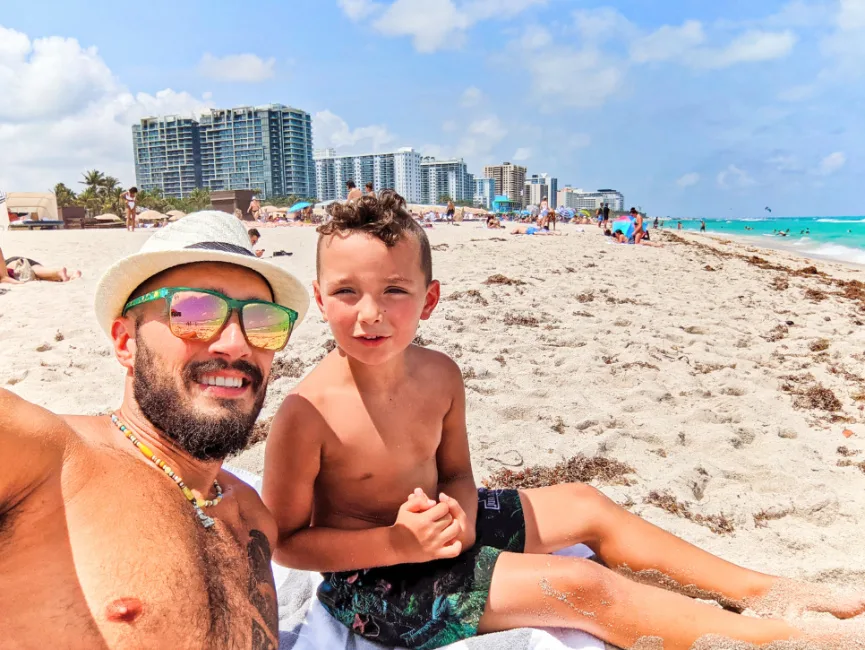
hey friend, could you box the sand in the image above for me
[2,222,864,645]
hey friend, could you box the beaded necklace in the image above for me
[111,414,223,529]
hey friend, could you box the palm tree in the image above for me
[80,170,105,194]
[187,187,211,212]
[100,175,121,196]
[53,183,77,208]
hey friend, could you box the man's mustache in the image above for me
[184,359,265,391]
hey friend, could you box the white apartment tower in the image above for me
[314,148,422,203]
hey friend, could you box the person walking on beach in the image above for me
[596,207,603,228]
[446,200,456,224]
[0,211,310,648]
[249,195,262,221]
[700,219,706,232]
[365,182,376,197]
[122,187,138,232]
[602,202,610,227]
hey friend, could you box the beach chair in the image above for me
[60,207,86,230]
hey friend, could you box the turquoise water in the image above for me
[660,216,865,265]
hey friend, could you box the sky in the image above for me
[1,0,863,218]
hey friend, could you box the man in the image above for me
[602,202,610,227]
[248,227,265,257]
[346,180,363,203]
[365,182,376,197]
[0,211,309,648]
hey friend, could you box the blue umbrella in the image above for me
[556,207,575,219]
[612,218,635,238]
[288,202,312,212]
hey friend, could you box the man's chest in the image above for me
[1,475,278,649]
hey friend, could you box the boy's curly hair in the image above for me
[316,189,433,284]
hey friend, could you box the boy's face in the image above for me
[314,232,439,365]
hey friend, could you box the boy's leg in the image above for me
[477,553,800,650]
[518,484,774,606]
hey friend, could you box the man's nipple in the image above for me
[105,597,144,623]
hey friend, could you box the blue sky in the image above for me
[1,0,863,217]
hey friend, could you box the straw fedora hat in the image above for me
[94,210,309,336]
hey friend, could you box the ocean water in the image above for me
[659,216,865,265]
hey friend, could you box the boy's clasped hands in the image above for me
[391,488,475,564]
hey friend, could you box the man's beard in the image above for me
[132,337,267,461]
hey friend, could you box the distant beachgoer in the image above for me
[1,243,19,284]
[603,203,610,226]
[249,196,262,221]
[596,207,604,228]
[677,221,683,230]
[632,209,645,245]
[365,182,375,197]
[539,196,549,218]
[5,255,82,282]
[700,220,706,232]
[122,187,138,232]
[511,224,561,236]
[346,181,363,203]
[248,228,264,258]
[654,217,659,229]
[446,201,456,224]
[486,216,503,229]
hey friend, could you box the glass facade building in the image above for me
[132,116,202,199]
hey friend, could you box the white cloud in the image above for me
[457,114,508,158]
[573,7,637,42]
[521,25,552,50]
[697,30,797,69]
[768,153,802,172]
[525,46,624,108]
[676,172,701,188]
[821,0,865,75]
[460,86,483,107]
[630,21,706,63]
[198,53,275,83]
[442,120,457,132]
[371,0,545,53]
[338,0,382,21]
[818,151,846,175]
[0,26,211,191]
[717,165,756,189]
[512,147,531,161]
[313,110,396,153]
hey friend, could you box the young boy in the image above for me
[263,190,863,650]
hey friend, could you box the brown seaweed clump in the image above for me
[484,455,636,489]
[795,385,843,411]
[504,313,539,327]
[270,356,307,380]
[444,289,489,306]
[644,491,735,535]
[809,338,831,352]
[484,274,526,286]
[804,288,828,302]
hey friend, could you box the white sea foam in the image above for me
[801,242,865,265]
[816,218,865,223]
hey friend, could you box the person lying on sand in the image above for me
[511,224,562,236]
[0,211,310,648]
[1,243,20,284]
[5,255,82,282]
[262,191,863,650]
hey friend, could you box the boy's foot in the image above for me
[747,579,865,620]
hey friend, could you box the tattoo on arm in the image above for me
[247,529,278,648]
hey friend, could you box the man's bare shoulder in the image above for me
[0,388,76,452]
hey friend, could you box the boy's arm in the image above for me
[435,359,478,549]
[262,395,460,572]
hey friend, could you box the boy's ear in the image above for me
[420,280,440,321]
[312,280,328,321]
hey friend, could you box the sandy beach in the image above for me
[2,222,864,634]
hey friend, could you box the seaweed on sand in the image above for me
[503,313,539,327]
[484,274,525,286]
[484,455,636,489]
[644,491,735,535]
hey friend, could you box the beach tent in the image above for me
[4,192,58,222]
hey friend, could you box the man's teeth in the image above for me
[200,376,244,388]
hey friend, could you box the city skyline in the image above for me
[1,1,862,218]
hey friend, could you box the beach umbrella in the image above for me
[612,218,635,238]
[556,207,576,219]
[288,201,312,213]
[93,213,122,222]
[166,210,186,222]
[137,210,168,222]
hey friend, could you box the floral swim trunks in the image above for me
[317,488,525,650]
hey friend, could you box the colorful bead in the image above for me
[111,414,223,527]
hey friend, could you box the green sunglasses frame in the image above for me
[122,287,298,351]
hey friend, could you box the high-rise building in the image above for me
[524,173,558,209]
[198,104,315,199]
[314,148,422,203]
[132,104,315,200]
[483,162,527,208]
[473,177,496,210]
[420,157,474,204]
[132,116,202,199]
[557,187,625,211]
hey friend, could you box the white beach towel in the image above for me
[226,466,605,650]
